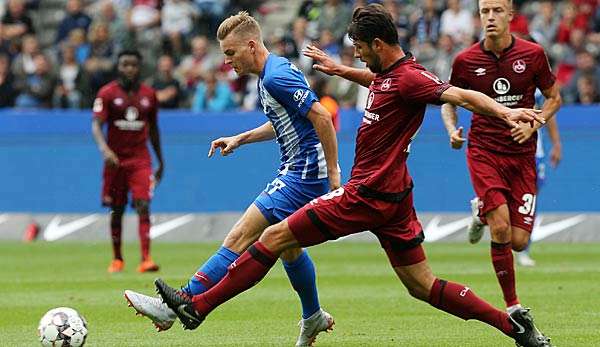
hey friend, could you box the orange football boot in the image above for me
[108,259,124,273]
[137,258,160,273]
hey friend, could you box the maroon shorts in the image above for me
[287,183,426,267]
[466,145,537,232]
[102,159,154,207]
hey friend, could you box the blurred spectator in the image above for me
[88,21,114,60]
[529,1,559,50]
[127,0,162,75]
[192,70,234,112]
[319,30,340,60]
[67,28,89,65]
[313,77,339,131]
[327,48,358,109]
[91,1,127,47]
[177,35,216,89]
[575,74,600,104]
[128,0,161,30]
[0,53,16,107]
[563,50,600,103]
[14,53,56,108]
[317,0,352,44]
[11,34,38,79]
[382,0,411,50]
[509,2,529,38]
[56,0,92,44]
[556,2,581,44]
[55,44,82,108]
[193,0,227,36]
[152,54,184,109]
[411,0,441,45]
[440,0,473,45]
[1,0,34,42]
[431,34,457,82]
[297,0,322,40]
[162,0,198,59]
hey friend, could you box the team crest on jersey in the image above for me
[493,78,510,95]
[512,59,526,74]
[114,98,124,106]
[140,97,150,108]
[366,91,375,109]
[381,78,391,91]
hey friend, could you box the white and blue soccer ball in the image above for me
[38,307,88,347]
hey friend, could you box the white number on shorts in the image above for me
[266,178,286,194]
[310,187,345,205]
[518,193,537,216]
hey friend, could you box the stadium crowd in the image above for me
[0,0,598,111]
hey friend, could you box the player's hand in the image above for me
[208,136,240,157]
[154,163,164,184]
[327,169,341,191]
[510,121,536,144]
[302,45,342,76]
[103,149,119,167]
[449,127,466,149]
[550,143,562,168]
[504,108,545,128]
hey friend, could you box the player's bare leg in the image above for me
[392,254,552,347]
[134,199,159,273]
[108,205,125,273]
[486,204,520,311]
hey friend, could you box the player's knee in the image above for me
[260,222,294,253]
[512,234,529,251]
[133,199,150,215]
[279,247,303,263]
[489,219,511,240]
[110,206,125,225]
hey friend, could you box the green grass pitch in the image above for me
[1,241,599,346]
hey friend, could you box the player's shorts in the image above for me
[287,182,426,267]
[467,145,537,232]
[253,174,329,224]
[102,159,154,208]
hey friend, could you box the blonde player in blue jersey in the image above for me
[125,12,339,346]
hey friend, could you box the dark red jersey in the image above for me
[350,54,451,195]
[450,36,556,155]
[93,81,158,161]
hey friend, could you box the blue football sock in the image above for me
[182,246,240,296]
[282,250,320,319]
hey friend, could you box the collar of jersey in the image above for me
[379,52,413,75]
[479,35,516,59]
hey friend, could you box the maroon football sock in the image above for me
[491,241,519,307]
[429,278,514,336]
[192,241,278,315]
[138,214,151,261]
[110,220,122,260]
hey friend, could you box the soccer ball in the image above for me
[38,307,88,347]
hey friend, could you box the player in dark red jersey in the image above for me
[92,50,164,273]
[154,5,551,346]
[440,0,562,316]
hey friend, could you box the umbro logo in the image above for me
[475,68,486,76]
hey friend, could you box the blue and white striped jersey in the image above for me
[258,54,327,179]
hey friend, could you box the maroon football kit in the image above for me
[288,54,451,266]
[450,36,556,232]
[93,81,158,207]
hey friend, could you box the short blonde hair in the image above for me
[217,11,262,41]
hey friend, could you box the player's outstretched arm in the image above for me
[307,102,341,190]
[440,103,466,150]
[302,45,375,88]
[510,83,562,144]
[91,117,119,167]
[440,86,545,128]
[207,121,275,157]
